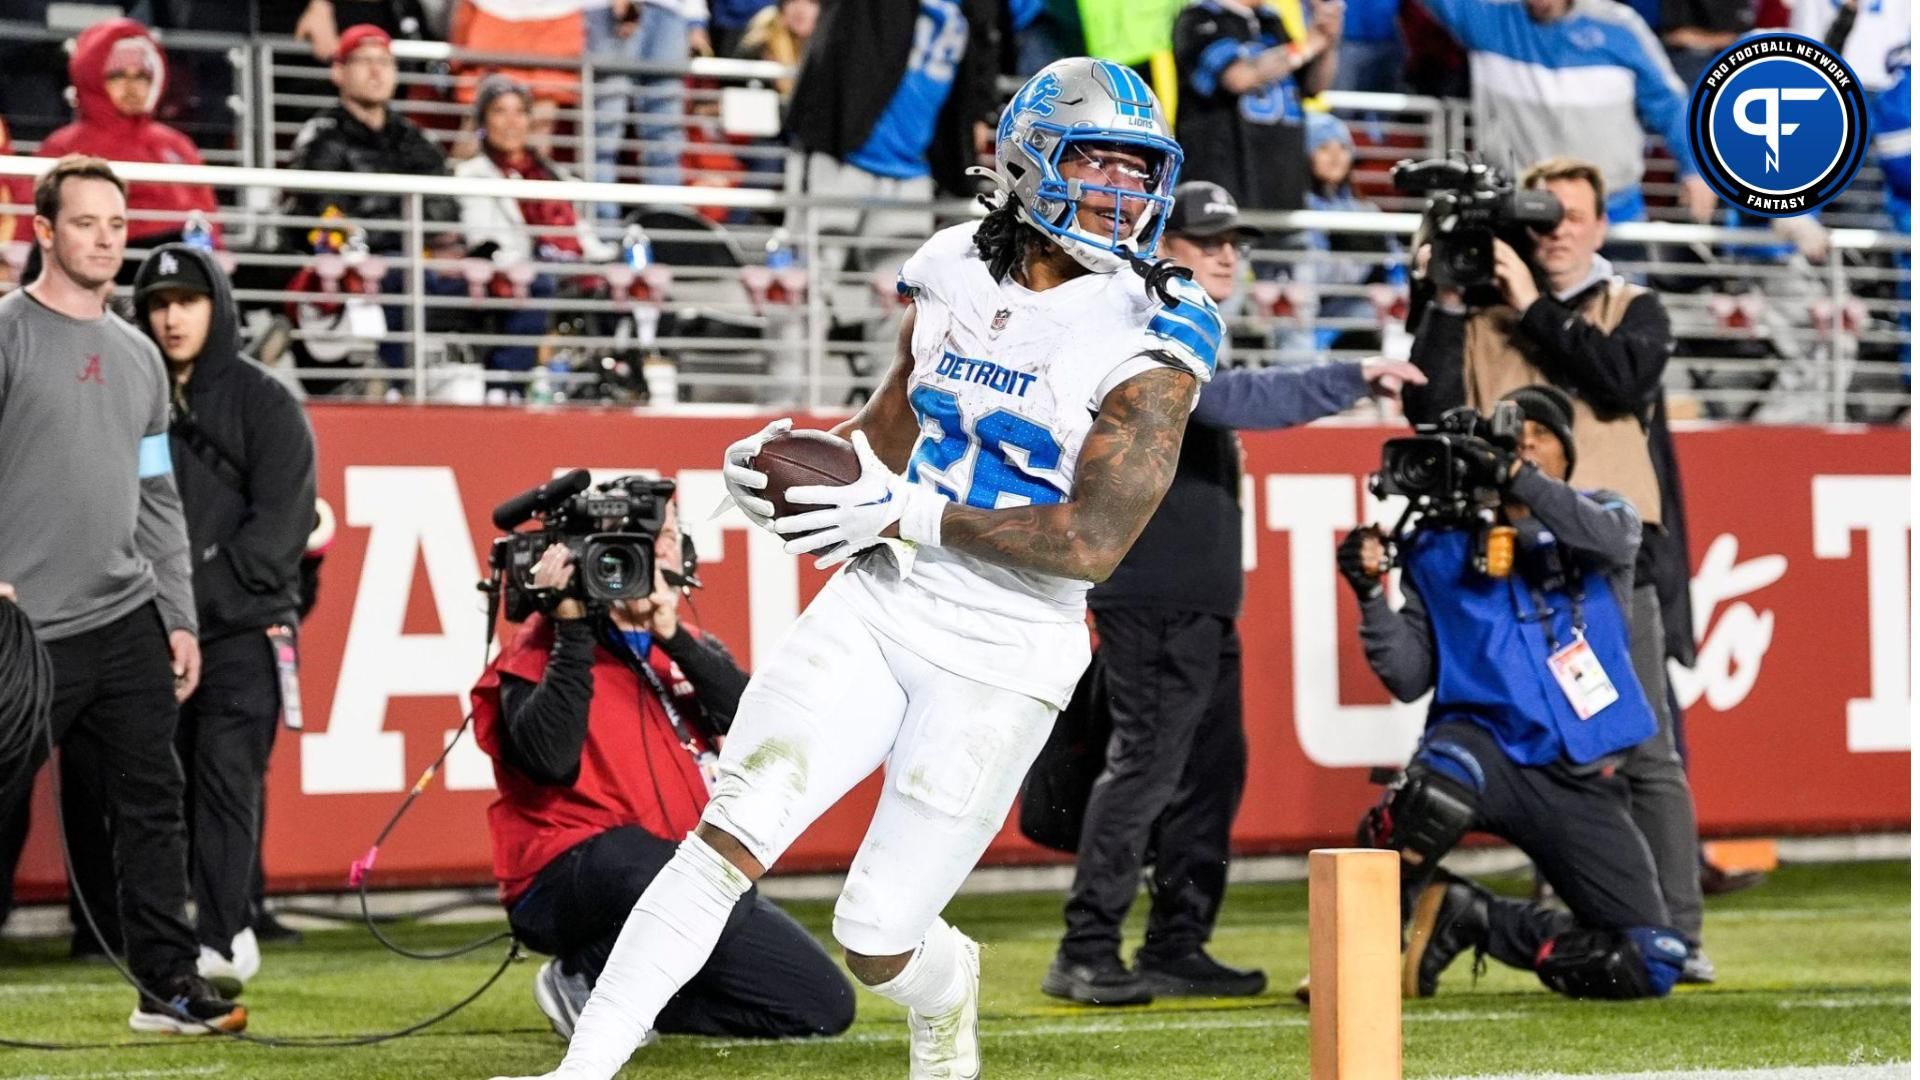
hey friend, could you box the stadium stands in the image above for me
[0,19,1904,420]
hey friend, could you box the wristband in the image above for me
[899,487,949,547]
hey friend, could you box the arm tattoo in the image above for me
[939,365,1196,582]
[832,307,921,471]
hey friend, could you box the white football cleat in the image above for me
[907,932,982,1080]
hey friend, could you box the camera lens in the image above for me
[1391,445,1448,494]
[594,547,636,591]
[579,537,652,600]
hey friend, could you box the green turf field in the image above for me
[0,860,1907,1079]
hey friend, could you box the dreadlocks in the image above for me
[970,196,1034,283]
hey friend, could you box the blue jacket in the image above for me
[1358,467,1656,765]
[1872,64,1911,232]
[1419,0,1697,216]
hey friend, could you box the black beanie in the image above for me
[1502,385,1577,475]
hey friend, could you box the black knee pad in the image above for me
[1357,740,1482,878]
[1536,926,1688,1000]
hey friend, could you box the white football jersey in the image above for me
[835,221,1219,706]
[1789,0,1909,90]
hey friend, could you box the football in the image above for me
[751,429,862,521]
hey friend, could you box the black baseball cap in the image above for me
[1165,181,1265,242]
[134,245,214,309]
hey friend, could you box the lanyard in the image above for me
[635,649,701,753]
[1514,577,1587,654]
[608,625,704,758]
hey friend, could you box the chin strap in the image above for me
[1120,244,1196,307]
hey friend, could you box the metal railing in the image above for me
[0,155,1902,421]
[0,17,1898,230]
[0,16,1904,420]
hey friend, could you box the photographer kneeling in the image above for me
[1340,388,1687,1001]
[471,502,854,1042]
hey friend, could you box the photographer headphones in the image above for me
[665,532,701,591]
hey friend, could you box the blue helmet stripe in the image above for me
[1095,59,1156,119]
[1123,65,1154,112]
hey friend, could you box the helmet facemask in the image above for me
[1021,138,1180,273]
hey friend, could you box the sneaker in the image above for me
[1040,950,1154,1006]
[1293,973,1312,1005]
[128,973,247,1035]
[1700,864,1768,896]
[252,909,305,946]
[1402,873,1490,999]
[1135,948,1267,997]
[531,958,590,1041]
[1680,947,1718,985]
[908,932,980,1080]
[196,945,245,999]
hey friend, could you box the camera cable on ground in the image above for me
[0,599,525,1051]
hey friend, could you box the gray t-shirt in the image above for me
[0,288,196,642]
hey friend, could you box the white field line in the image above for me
[0,1060,228,1068]
[1438,1066,1909,1080]
[0,984,124,996]
[682,989,1906,1052]
[691,1008,1522,1049]
[1776,993,1911,1008]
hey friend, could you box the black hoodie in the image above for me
[133,244,318,641]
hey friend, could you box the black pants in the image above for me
[177,630,282,953]
[47,631,282,955]
[0,604,197,984]
[1062,609,1245,963]
[509,826,855,1039]
[1422,721,1673,972]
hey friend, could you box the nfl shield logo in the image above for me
[990,308,1011,333]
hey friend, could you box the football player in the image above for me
[491,56,1221,1080]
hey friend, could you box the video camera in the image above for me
[487,469,678,622]
[1391,158,1563,305]
[1373,402,1522,518]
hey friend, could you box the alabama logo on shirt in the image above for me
[1687,32,1869,217]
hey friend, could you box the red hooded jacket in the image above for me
[0,118,28,248]
[39,19,220,244]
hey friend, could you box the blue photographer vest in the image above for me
[1405,527,1655,766]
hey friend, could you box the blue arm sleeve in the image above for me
[137,432,173,478]
[1625,22,1700,177]
[1416,0,1477,46]
[1191,361,1369,430]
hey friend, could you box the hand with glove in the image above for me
[1337,525,1390,601]
[772,430,950,569]
[721,417,792,531]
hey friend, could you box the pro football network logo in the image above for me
[1687,33,1869,217]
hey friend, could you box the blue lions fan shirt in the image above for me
[846,0,970,180]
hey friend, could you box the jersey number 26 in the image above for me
[906,385,1067,509]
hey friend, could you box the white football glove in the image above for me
[719,417,792,532]
[773,430,949,569]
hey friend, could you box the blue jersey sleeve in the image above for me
[1416,0,1480,48]
[1620,17,1699,177]
[1143,278,1224,381]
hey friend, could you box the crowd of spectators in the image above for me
[0,0,1901,407]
